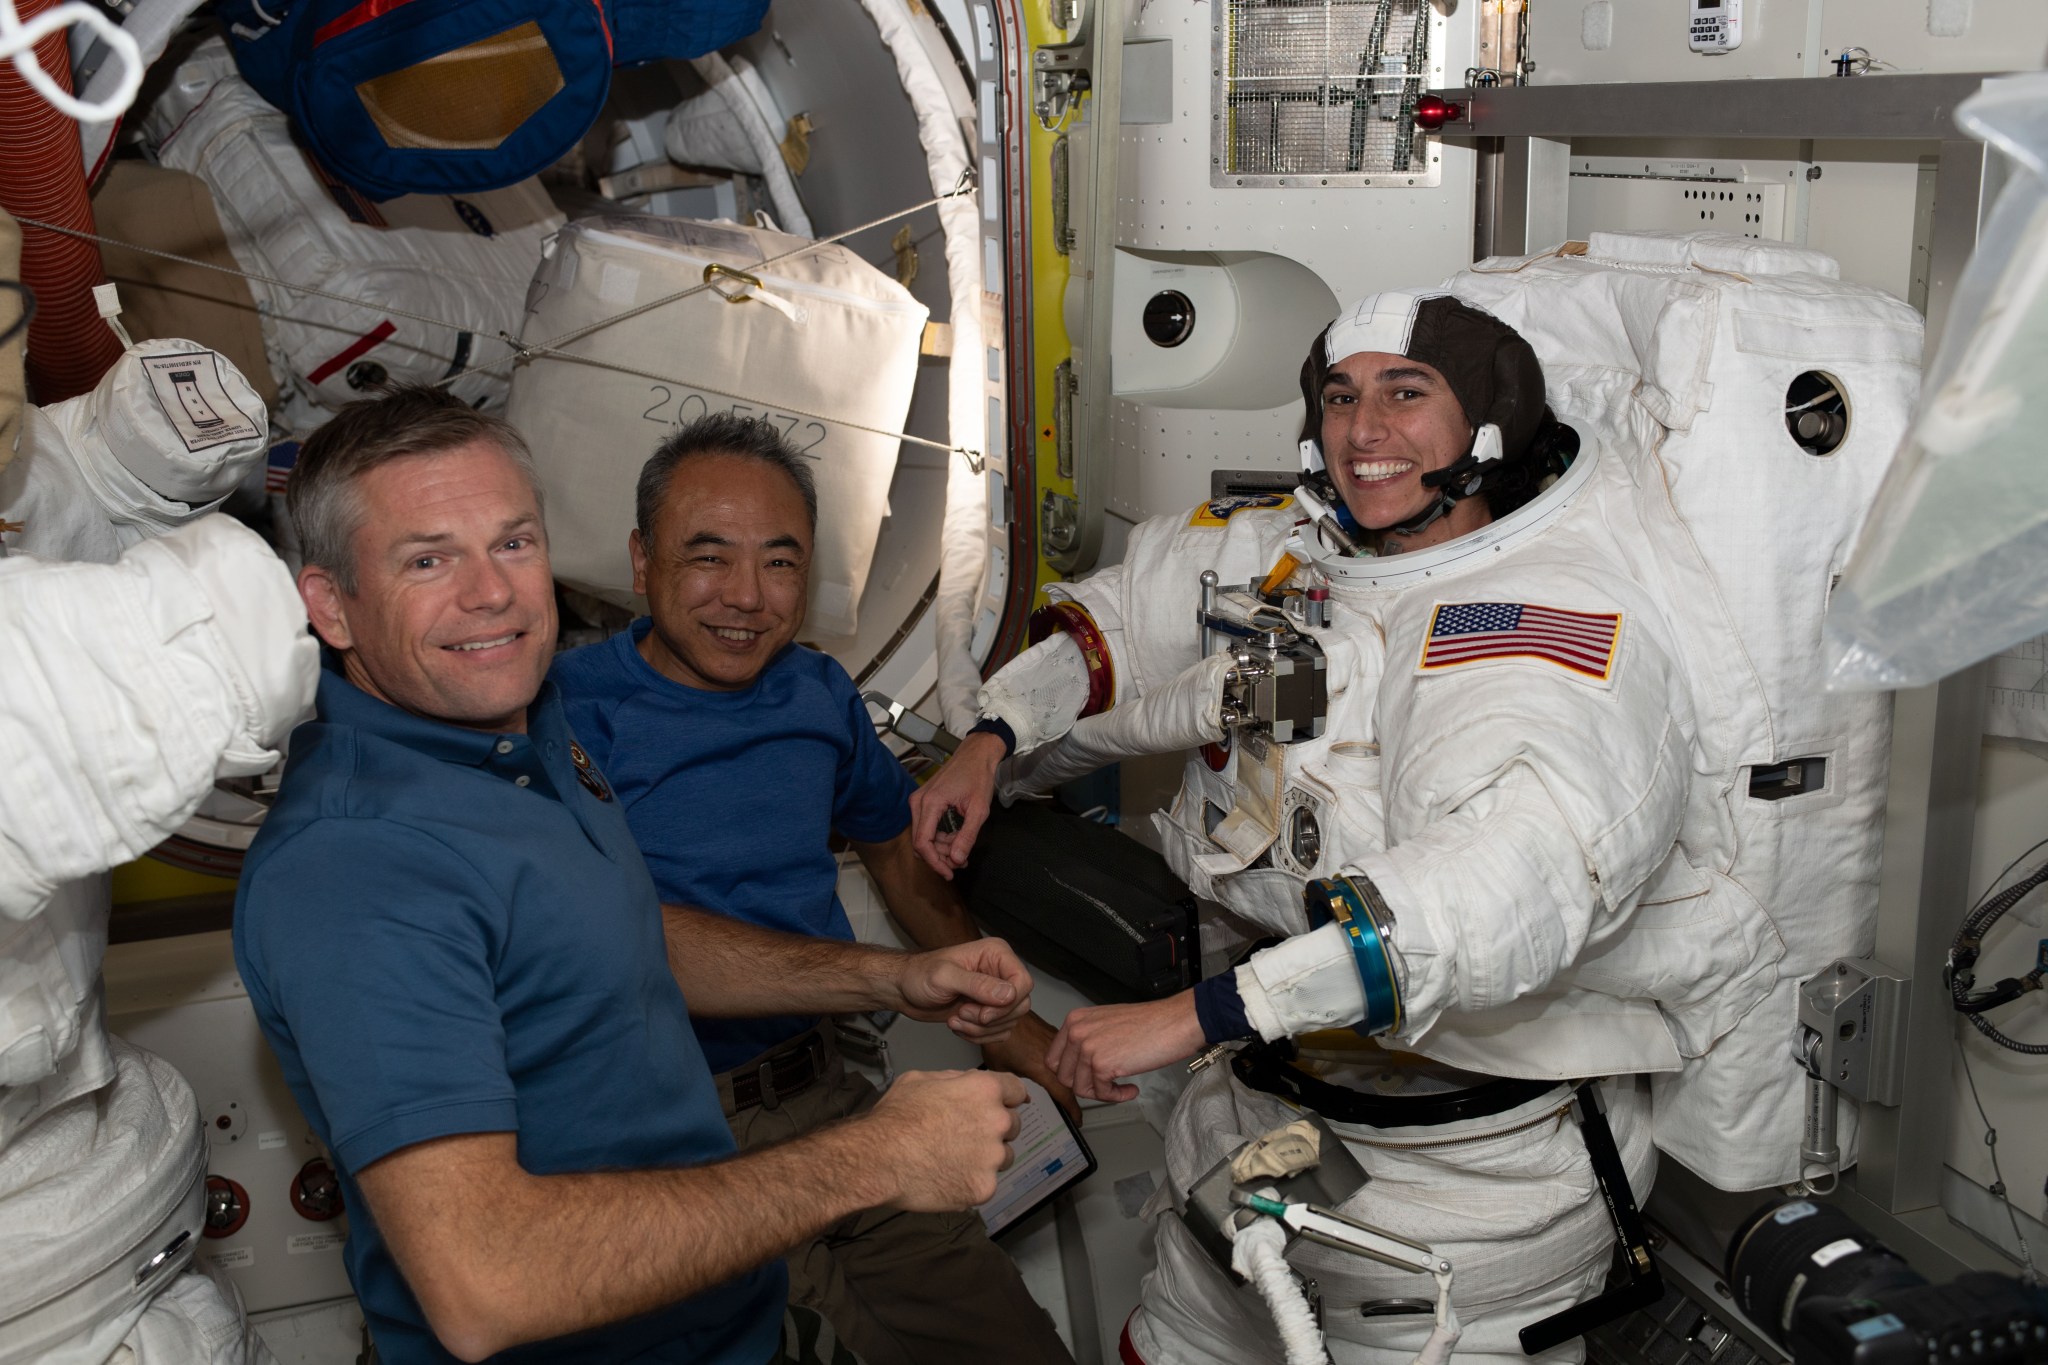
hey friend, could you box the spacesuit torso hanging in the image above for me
[1012,429,1790,1087]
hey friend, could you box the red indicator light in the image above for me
[1413,95,1463,130]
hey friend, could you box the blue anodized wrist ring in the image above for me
[1303,875,1404,1037]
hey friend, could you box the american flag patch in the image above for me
[1418,602,1623,682]
[265,442,300,496]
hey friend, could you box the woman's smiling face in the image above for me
[1319,351,1475,531]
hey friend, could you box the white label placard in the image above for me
[140,352,262,453]
[1811,1237,1862,1268]
[257,1130,289,1150]
[204,1246,254,1270]
[287,1229,345,1256]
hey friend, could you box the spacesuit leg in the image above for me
[1126,1061,1655,1365]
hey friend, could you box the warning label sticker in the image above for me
[204,1246,255,1270]
[140,351,262,454]
[287,1229,345,1256]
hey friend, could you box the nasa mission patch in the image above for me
[1188,493,1295,527]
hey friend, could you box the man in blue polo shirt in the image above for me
[234,387,1035,1365]
[548,414,1073,1365]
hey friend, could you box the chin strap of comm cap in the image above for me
[1384,422,1504,539]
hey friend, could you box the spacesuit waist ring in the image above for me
[1229,1039,1557,1128]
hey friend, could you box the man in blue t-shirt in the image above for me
[550,414,1074,1365]
[236,387,1035,1365]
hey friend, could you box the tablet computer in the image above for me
[976,1076,1098,1238]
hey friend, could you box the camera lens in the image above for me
[1142,290,1196,348]
[1727,1199,1924,1344]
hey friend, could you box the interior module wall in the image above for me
[1529,0,2048,85]
[1568,137,1934,302]
[1096,0,1481,525]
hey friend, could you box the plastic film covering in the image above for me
[1823,73,2048,690]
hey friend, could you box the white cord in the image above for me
[1,0,143,122]
[1229,1209,1328,1365]
[1410,1264,1462,1365]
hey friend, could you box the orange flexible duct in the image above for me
[0,0,125,402]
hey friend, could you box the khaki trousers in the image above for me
[721,1037,1076,1365]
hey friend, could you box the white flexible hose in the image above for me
[854,0,990,733]
[1229,1215,1327,1365]
[688,51,813,239]
[1411,1264,1462,1365]
[1,0,142,121]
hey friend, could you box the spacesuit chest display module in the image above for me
[968,240,1921,1364]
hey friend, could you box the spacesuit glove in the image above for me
[999,651,1231,801]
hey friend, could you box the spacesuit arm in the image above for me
[0,516,317,920]
[974,631,1092,755]
[1232,763,1603,1043]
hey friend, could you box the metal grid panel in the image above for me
[1214,0,1441,188]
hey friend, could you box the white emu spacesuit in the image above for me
[917,233,1919,1363]
[0,328,317,1362]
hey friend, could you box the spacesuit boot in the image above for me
[1125,1058,1656,1365]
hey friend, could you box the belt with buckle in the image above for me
[724,1028,832,1114]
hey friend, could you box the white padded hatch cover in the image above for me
[508,216,929,638]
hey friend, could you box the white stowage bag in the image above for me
[508,215,930,637]
[1451,230,1921,1190]
[141,39,561,420]
[0,339,268,563]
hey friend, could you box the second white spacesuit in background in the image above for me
[946,233,1920,1363]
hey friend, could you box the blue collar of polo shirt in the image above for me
[314,651,559,770]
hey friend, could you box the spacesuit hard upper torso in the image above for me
[1028,434,1783,1087]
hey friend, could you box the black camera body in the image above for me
[1728,1199,2048,1365]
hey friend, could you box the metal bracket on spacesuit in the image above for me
[1179,1107,1371,1280]
[1197,571,1328,758]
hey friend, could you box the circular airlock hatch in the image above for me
[1786,370,1850,456]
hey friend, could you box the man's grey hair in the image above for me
[635,412,819,543]
[287,385,543,595]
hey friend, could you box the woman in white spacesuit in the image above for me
[907,290,1777,1363]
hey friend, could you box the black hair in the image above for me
[634,411,819,542]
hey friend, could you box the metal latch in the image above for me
[1797,957,1910,1105]
[863,691,961,764]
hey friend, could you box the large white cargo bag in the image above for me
[141,40,560,422]
[1451,231,1921,1190]
[507,216,929,638]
